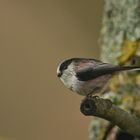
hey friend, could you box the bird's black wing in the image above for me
[76,63,119,81]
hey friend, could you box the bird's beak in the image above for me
[57,72,62,77]
[57,66,62,77]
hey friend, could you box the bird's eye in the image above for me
[63,65,67,70]
[60,64,68,71]
[58,58,73,75]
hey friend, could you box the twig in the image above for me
[80,97,140,138]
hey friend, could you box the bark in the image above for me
[81,97,140,138]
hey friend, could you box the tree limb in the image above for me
[80,97,140,138]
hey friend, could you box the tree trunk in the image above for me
[89,0,140,139]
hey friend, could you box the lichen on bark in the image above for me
[100,0,140,64]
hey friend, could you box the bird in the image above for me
[57,58,140,96]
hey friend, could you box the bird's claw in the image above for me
[86,93,99,99]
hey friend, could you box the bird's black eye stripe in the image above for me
[59,59,73,72]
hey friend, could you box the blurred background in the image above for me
[0,0,103,140]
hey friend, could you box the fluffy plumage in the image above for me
[57,58,140,96]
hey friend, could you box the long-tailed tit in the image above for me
[57,58,140,96]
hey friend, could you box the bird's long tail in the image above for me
[115,65,140,72]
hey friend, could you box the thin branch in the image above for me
[80,97,140,138]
